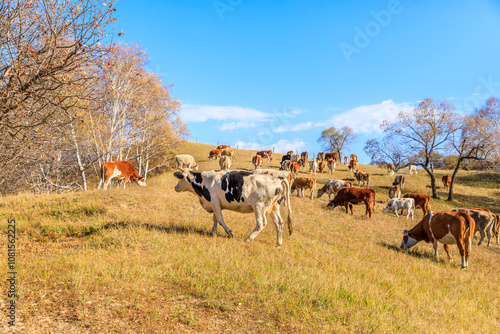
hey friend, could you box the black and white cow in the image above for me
[173,169,293,247]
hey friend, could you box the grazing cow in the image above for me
[383,198,415,219]
[344,156,349,165]
[173,170,293,247]
[400,211,474,269]
[324,152,337,162]
[353,170,370,187]
[252,155,263,169]
[290,154,300,163]
[387,163,395,175]
[291,177,316,199]
[256,150,272,163]
[349,159,357,171]
[290,162,301,178]
[452,208,498,246]
[309,159,318,175]
[350,154,358,162]
[175,154,199,171]
[298,158,307,168]
[317,179,352,199]
[327,187,376,218]
[209,149,221,161]
[327,159,336,174]
[318,161,326,173]
[317,152,325,161]
[217,145,230,150]
[442,175,452,191]
[300,151,308,161]
[281,154,291,164]
[393,175,405,190]
[403,193,431,216]
[101,161,146,190]
[287,150,294,156]
[388,184,401,199]
[221,148,236,161]
[219,155,232,170]
[409,165,417,175]
[280,160,292,171]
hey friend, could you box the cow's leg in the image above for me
[457,241,467,269]
[211,214,218,236]
[301,188,305,198]
[432,242,439,256]
[309,187,314,199]
[443,244,452,260]
[486,231,492,246]
[246,204,268,242]
[366,200,372,218]
[477,230,486,246]
[213,207,234,238]
[269,204,283,247]
[394,207,400,218]
[405,207,411,219]
[344,203,349,214]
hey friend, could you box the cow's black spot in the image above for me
[281,154,291,163]
[191,181,211,202]
[221,171,249,203]
[275,187,281,196]
[202,186,211,201]
[194,172,203,184]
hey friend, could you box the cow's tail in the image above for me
[281,179,293,236]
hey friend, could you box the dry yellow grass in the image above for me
[1,141,499,333]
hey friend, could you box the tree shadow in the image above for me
[455,172,500,190]
[446,193,500,213]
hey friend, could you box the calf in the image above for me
[219,155,232,170]
[327,159,336,174]
[318,161,326,173]
[327,187,376,218]
[317,152,325,161]
[281,154,291,164]
[291,177,316,199]
[290,154,300,163]
[317,179,352,199]
[354,170,370,187]
[208,149,221,161]
[324,152,337,162]
[221,148,236,161]
[403,193,431,216]
[383,198,415,219]
[442,175,451,190]
[290,162,301,178]
[349,159,357,171]
[298,158,307,168]
[388,184,401,199]
[280,160,292,171]
[252,155,263,169]
[350,153,357,162]
[452,208,498,246]
[101,161,146,190]
[174,170,293,247]
[344,156,349,165]
[400,211,474,269]
[300,151,308,161]
[393,175,405,189]
[309,159,318,175]
[387,163,395,175]
[409,165,417,175]
[256,150,272,163]
[175,154,199,171]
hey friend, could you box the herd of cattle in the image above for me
[100,145,499,269]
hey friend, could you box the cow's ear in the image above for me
[174,172,184,179]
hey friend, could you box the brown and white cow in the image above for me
[324,152,337,162]
[280,160,292,171]
[317,179,352,199]
[300,151,308,162]
[219,155,232,170]
[317,152,325,161]
[403,193,431,216]
[442,175,451,191]
[388,184,401,199]
[327,187,376,218]
[208,149,221,161]
[256,150,272,163]
[393,175,405,190]
[252,155,263,169]
[217,145,231,150]
[221,148,236,161]
[318,161,326,173]
[349,159,357,171]
[101,161,146,190]
[452,208,498,246]
[309,159,318,175]
[344,156,349,165]
[327,158,336,174]
[400,211,475,269]
[287,150,294,156]
[291,177,316,199]
[350,154,358,162]
[353,170,370,187]
[290,162,301,179]
[298,158,307,168]
[387,163,395,175]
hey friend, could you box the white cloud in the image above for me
[273,122,313,133]
[181,104,273,123]
[234,138,306,154]
[218,121,258,131]
[316,99,412,135]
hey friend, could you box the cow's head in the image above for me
[174,169,192,192]
[326,199,341,209]
[137,176,146,187]
[317,185,327,198]
[382,200,395,214]
[400,230,418,249]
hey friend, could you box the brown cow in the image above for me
[300,151,308,161]
[252,155,263,169]
[324,152,337,162]
[344,156,349,165]
[221,148,236,161]
[442,175,452,190]
[318,161,326,173]
[287,150,294,156]
[400,211,474,269]
[387,163,395,175]
[298,158,307,168]
[350,154,357,162]
[327,158,336,174]
[349,159,357,171]
[327,187,376,218]
[217,145,230,150]
[208,149,221,161]
[393,175,405,190]
[403,193,431,216]
[388,185,401,199]
[317,152,325,161]
[353,170,370,187]
[290,162,301,178]
[256,150,272,162]
[291,177,316,199]
[101,161,146,190]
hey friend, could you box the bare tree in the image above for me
[363,138,409,171]
[317,126,356,161]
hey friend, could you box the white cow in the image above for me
[174,169,293,247]
[409,165,417,175]
[219,155,232,170]
[316,179,352,199]
[383,198,415,219]
[309,159,318,175]
[175,154,198,171]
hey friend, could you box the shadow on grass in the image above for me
[455,172,500,190]
[446,193,500,213]
[378,241,447,265]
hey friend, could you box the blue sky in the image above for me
[115,0,500,162]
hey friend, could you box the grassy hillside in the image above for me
[1,141,499,333]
